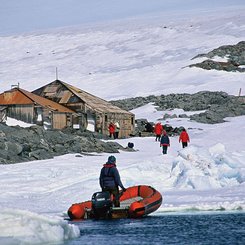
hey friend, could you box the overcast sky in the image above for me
[0,0,244,35]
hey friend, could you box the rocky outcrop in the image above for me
[189,41,245,72]
[111,91,245,124]
[0,124,126,164]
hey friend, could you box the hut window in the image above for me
[131,117,134,125]
[68,95,80,103]
[105,115,108,122]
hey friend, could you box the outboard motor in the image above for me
[91,191,113,219]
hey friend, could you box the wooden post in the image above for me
[238,88,242,97]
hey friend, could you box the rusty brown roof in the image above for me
[0,88,74,113]
[59,80,133,115]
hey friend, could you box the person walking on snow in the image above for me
[160,131,170,154]
[179,128,190,148]
[154,122,163,141]
[99,155,126,207]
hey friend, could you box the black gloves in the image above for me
[122,187,127,192]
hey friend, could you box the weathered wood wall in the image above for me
[52,112,67,129]
[7,105,34,123]
[101,113,135,138]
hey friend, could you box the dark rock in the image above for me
[179,114,189,118]
[111,91,245,124]
[190,41,245,72]
[0,123,122,164]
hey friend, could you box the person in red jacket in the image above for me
[108,122,115,138]
[179,128,190,148]
[154,122,163,141]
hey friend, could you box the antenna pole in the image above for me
[56,67,58,80]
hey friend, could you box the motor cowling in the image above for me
[91,191,113,219]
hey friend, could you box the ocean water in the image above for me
[65,212,245,245]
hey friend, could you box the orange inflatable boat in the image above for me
[68,185,162,220]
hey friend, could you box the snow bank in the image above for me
[5,117,34,128]
[0,209,80,245]
[159,183,245,213]
[170,144,244,189]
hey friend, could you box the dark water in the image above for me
[65,212,245,245]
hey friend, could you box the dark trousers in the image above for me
[114,132,119,139]
[155,134,161,141]
[182,142,188,148]
[162,146,168,154]
[102,187,120,207]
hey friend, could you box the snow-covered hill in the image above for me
[0,8,245,99]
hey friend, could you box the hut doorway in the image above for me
[86,112,96,132]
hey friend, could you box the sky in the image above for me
[0,0,245,35]
[0,1,245,245]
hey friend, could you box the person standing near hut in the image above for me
[179,128,190,148]
[108,122,115,138]
[160,131,170,154]
[114,121,120,139]
[154,122,163,141]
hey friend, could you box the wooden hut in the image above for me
[0,87,75,129]
[32,80,135,138]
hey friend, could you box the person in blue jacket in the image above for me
[99,155,126,207]
[160,131,170,154]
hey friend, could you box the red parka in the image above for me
[108,123,115,134]
[154,123,163,135]
[179,131,190,143]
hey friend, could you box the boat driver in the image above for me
[99,155,126,207]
